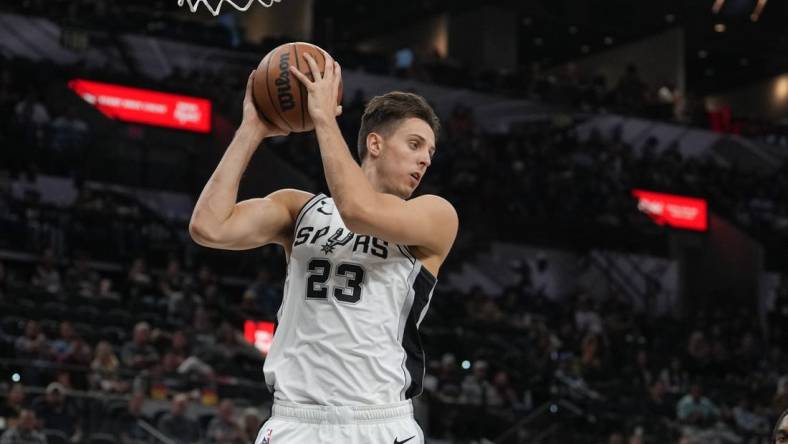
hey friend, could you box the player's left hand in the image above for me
[289,52,343,125]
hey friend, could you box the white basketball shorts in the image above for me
[254,399,424,444]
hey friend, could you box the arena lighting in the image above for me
[68,79,212,133]
[244,320,275,355]
[631,189,708,231]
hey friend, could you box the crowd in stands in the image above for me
[1,239,787,443]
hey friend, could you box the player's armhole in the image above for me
[292,192,325,239]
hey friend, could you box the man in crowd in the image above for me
[121,322,159,370]
[0,409,47,444]
[33,383,80,442]
[206,399,244,444]
[157,393,200,444]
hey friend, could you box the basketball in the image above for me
[252,42,343,133]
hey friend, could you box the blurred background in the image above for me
[0,0,787,443]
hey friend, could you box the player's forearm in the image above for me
[190,126,263,237]
[313,118,377,222]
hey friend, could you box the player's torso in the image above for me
[264,194,436,405]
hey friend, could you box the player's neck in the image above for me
[361,162,406,200]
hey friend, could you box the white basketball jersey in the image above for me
[263,193,437,405]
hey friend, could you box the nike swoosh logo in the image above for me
[394,436,415,444]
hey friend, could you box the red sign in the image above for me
[68,79,211,133]
[632,189,708,231]
[244,320,275,355]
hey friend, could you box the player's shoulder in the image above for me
[409,194,458,219]
[265,188,316,219]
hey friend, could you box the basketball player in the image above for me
[189,52,458,444]
[775,408,788,444]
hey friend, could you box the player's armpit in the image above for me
[189,188,313,250]
[341,194,458,256]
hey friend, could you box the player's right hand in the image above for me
[241,70,290,138]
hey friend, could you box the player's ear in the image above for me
[367,132,383,159]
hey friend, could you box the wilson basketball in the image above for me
[253,42,343,133]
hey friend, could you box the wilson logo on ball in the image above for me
[275,52,295,111]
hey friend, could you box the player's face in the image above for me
[377,117,436,198]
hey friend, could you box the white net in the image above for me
[177,0,282,16]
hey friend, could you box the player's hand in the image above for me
[288,53,343,126]
[241,70,289,138]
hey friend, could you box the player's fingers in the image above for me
[333,62,341,89]
[303,53,322,81]
[288,66,313,89]
[245,70,255,95]
[323,53,335,79]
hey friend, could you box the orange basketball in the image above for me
[252,42,343,133]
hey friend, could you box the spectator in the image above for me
[487,370,519,409]
[0,409,47,444]
[460,360,491,406]
[49,321,75,363]
[642,380,673,419]
[121,322,159,370]
[96,277,120,300]
[607,432,625,444]
[625,350,655,392]
[159,258,185,302]
[686,331,711,374]
[192,306,215,347]
[393,47,415,78]
[0,385,26,430]
[616,64,647,110]
[14,93,49,127]
[117,392,148,444]
[127,257,153,299]
[732,396,768,441]
[90,341,126,392]
[14,321,49,361]
[676,383,719,427]
[660,357,690,395]
[14,92,50,149]
[575,296,604,335]
[31,248,61,294]
[157,393,200,444]
[32,383,80,442]
[64,252,100,298]
[205,399,244,444]
[246,268,281,319]
[239,407,263,443]
[50,106,88,152]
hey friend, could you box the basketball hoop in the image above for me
[177,0,282,16]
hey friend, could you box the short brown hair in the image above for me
[356,91,440,163]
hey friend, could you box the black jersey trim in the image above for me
[397,245,416,265]
[293,193,325,238]
[402,265,437,399]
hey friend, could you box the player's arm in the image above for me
[189,71,310,250]
[289,55,458,256]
